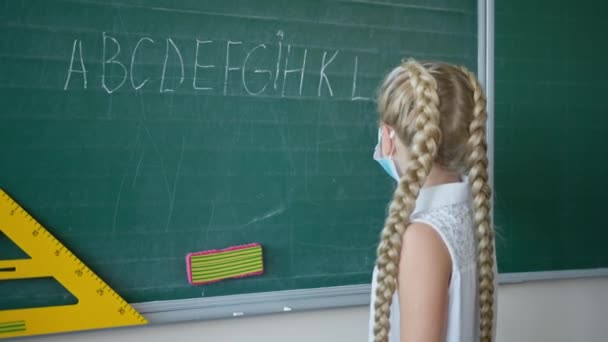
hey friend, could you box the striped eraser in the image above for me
[186,243,264,285]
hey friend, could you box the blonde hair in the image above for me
[372,59,495,342]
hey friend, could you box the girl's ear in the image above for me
[380,124,395,158]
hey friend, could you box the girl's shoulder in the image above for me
[411,202,476,270]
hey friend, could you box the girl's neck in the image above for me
[423,163,462,188]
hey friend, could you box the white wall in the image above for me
[19,277,608,342]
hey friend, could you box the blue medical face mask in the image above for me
[373,128,400,181]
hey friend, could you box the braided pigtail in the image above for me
[459,66,496,342]
[372,60,442,342]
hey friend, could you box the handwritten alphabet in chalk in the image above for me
[63,30,371,101]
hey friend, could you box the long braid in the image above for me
[373,60,442,342]
[459,66,496,342]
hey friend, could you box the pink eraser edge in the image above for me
[186,243,263,286]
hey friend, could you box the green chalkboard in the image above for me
[0,0,476,308]
[494,1,608,272]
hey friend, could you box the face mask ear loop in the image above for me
[386,129,396,158]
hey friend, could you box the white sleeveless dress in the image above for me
[368,180,498,342]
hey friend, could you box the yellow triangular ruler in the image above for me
[0,189,147,339]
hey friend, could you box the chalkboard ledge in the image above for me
[133,268,608,324]
[134,284,370,324]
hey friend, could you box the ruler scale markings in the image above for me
[0,189,148,339]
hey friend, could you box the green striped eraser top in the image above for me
[186,243,264,285]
